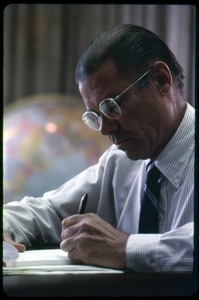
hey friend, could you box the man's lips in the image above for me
[110,135,134,145]
[114,138,129,145]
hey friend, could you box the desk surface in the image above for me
[3,271,196,297]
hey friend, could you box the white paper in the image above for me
[5,248,70,267]
[3,248,124,275]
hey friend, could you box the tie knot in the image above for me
[146,162,161,185]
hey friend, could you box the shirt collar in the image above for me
[155,103,195,188]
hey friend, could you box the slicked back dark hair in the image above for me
[75,24,184,95]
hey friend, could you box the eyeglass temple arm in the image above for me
[115,69,151,101]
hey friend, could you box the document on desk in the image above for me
[3,248,124,275]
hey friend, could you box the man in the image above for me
[3,24,194,272]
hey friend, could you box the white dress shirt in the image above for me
[3,102,195,272]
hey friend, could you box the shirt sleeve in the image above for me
[3,196,63,247]
[126,222,194,272]
[3,145,115,247]
[3,161,102,247]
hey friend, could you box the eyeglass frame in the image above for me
[82,68,151,131]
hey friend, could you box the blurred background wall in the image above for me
[4,4,197,107]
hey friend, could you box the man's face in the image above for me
[78,60,175,160]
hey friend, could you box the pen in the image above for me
[78,193,88,214]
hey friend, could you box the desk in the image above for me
[3,271,196,297]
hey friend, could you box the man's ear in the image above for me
[150,61,172,96]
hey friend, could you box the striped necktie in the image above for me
[138,161,161,233]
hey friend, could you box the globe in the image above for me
[3,94,111,203]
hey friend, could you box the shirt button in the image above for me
[174,178,179,185]
[150,259,156,267]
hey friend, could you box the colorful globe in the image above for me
[3,94,111,203]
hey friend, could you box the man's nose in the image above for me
[100,115,119,135]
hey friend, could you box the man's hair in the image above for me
[75,24,184,95]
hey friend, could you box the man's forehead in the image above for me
[79,60,117,91]
[89,59,120,83]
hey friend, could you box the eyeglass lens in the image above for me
[99,98,121,118]
[82,112,101,130]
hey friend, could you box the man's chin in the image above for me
[117,146,148,160]
[116,147,138,160]
[125,150,143,160]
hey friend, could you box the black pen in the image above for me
[78,193,88,214]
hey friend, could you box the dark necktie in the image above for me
[138,161,161,233]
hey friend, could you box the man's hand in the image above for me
[3,232,26,252]
[60,213,129,269]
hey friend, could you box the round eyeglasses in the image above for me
[82,69,151,131]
